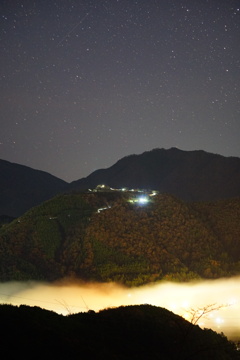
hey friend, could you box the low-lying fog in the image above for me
[0,277,239,340]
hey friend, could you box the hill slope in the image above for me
[0,304,238,359]
[69,148,240,201]
[0,191,239,283]
[0,159,68,217]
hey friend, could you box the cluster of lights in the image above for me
[128,195,150,205]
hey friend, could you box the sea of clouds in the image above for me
[0,276,239,340]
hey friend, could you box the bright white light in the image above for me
[215,317,224,324]
[182,300,190,308]
[137,196,149,204]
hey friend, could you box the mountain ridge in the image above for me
[1,147,240,217]
[69,148,240,202]
[0,158,68,217]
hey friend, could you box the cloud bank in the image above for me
[0,277,239,340]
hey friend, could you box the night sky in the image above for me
[1,1,240,182]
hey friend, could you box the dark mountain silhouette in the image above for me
[69,148,240,201]
[0,304,238,359]
[0,159,68,217]
[1,148,240,217]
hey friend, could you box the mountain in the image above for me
[0,159,68,217]
[1,304,238,359]
[69,148,240,201]
[0,190,239,283]
[1,148,240,218]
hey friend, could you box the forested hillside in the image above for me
[0,191,239,284]
[193,198,240,263]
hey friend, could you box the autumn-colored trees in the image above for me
[0,191,239,284]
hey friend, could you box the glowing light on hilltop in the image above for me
[127,195,150,204]
[137,196,149,204]
[149,191,158,197]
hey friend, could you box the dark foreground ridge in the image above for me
[0,304,239,359]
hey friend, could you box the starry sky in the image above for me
[1,1,240,182]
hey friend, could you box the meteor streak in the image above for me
[57,12,90,47]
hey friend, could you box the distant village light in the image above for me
[137,196,149,204]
